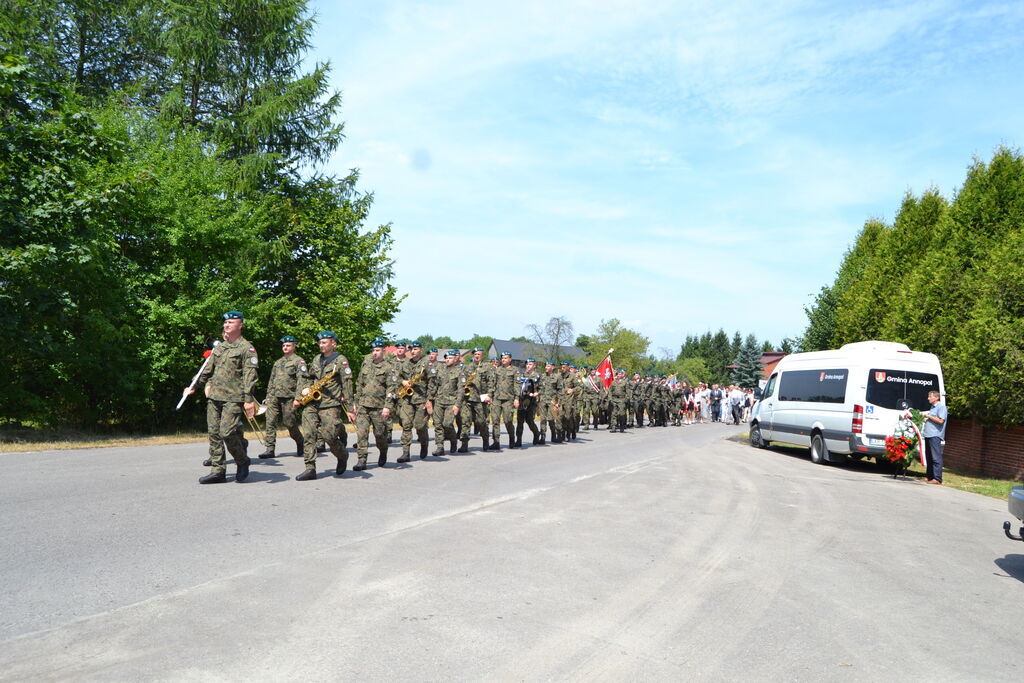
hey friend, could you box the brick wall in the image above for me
[944,416,1024,481]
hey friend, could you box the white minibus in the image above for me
[748,341,945,464]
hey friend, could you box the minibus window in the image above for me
[865,369,939,411]
[777,369,848,403]
[763,374,777,399]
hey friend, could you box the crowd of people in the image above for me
[183,311,754,484]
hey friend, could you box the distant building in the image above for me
[759,350,787,379]
[487,339,587,367]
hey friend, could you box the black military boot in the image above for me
[296,467,317,481]
[481,435,491,451]
[491,436,501,452]
[420,442,429,459]
[353,456,368,471]
[336,452,348,475]
[257,450,274,459]
[235,461,250,482]
[378,449,388,467]
[199,471,226,484]
[397,449,411,463]
[449,436,457,453]
[458,439,469,453]
[202,458,212,467]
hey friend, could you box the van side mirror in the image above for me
[753,388,762,400]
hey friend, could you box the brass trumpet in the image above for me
[246,401,268,447]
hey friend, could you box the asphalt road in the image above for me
[1,424,1021,681]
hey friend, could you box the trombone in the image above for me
[246,401,268,447]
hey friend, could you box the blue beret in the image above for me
[280,335,297,343]
[473,346,485,352]
[490,356,498,361]
[395,339,408,347]
[316,330,336,340]
[428,347,439,353]
[545,360,555,365]
[525,357,536,363]
[501,351,512,357]
[444,349,459,357]
[222,310,244,320]
[371,337,387,348]
[409,340,423,348]
[560,360,569,365]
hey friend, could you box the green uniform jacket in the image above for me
[297,352,354,409]
[267,354,306,399]
[538,371,563,403]
[462,360,491,403]
[492,365,522,401]
[356,357,397,410]
[428,363,465,408]
[198,336,259,403]
[398,356,430,405]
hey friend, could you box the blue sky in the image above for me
[309,0,1024,356]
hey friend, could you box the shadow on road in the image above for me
[242,471,289,484]
[994,554,1024,583]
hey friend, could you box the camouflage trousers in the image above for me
[433,403,459,452]
[561,399,578,436]
[356,405,390,457]
[459,401,488,440]
[398,399,429,454]
[539,400,561,439]
[301,404,348,469]
[610,400,628,429]
[489,398,515,441]
[207,399,249,474]
[264,395,302,454]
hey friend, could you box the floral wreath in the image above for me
[884,409,927,468]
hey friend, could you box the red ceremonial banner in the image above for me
[596,356,614,389]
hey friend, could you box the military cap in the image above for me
[279,335,297,343]
[545,360,555,366]
[501,351,512,357]
[371,336,387,348]
[222,310,244,319]
[444,349,459,357]
[316,330,336,340]
[560,360,569,365]
[489,356,498,362]
[525,357,536,363]
[473,346,485,352]
[428,347,439,353]
[409,340,423,348]
[395,339,408,347]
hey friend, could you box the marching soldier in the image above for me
[396,340,430,461]
[559,361,579,441]
[294,331,353,480]
[609,369,630,432]
[427,349,464,455]
[458,347,491,452]
[186,310,259,484]
[515,358,541,447]
[489,351,521,450]
[258,335,305,460]
[537,360,563,443]
[351,338,397,470]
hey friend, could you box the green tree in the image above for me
[590,318,649,374]
[731,335,763,388]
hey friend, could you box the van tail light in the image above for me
[852,404,864,434]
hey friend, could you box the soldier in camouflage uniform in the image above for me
[608,369,630,432]
[351,338,397,470]
[458,348,491,452]
[488,351,521,450]
[294,330,354,480]
[187,310,259,484]
[258,335,305,459]
[515,358,541,447]
[559,361,579,441]
[537,360,563,443]
[427,349,464,455]
[396,340,430,462]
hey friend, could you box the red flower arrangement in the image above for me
[884,435,914,464]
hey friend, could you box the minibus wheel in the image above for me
[750,424,767,449]
[810,432,827,464]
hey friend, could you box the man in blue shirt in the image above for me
[922,390,947,484]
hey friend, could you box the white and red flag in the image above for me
[596,350,614,389]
